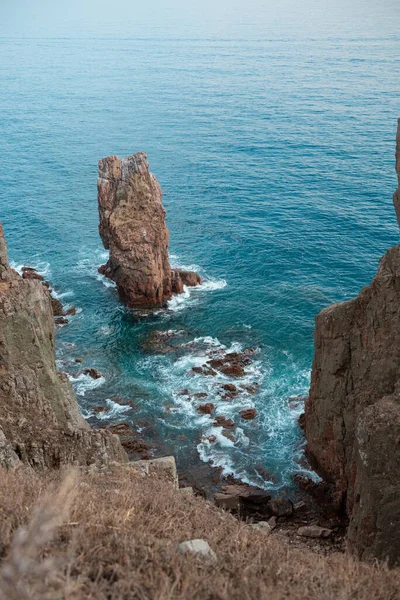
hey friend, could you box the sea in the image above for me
[1,1,399,491]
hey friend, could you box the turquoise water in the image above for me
[1,3,399,490]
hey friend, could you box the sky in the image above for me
[1,0,399,38]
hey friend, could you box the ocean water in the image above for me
[1,2,399,491]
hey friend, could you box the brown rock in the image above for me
[194,392,208,399]
[173,269,202,287]
[21,267,45,282]
[222,383,238,393]
[207,435,217,443]
[65,306,77,316]
[97,153,200,308]
[191,366,217,377]
[83,368,103,380]
[240,408,257,420]
[297,526,332,539]
[267,497,294,517]
[51,296,64,316]
[213,416,235,429]
[55,316,68,325]
[197,403,214,415]
[222,431,235,442]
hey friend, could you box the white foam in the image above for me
[10,260,51,278]
[94,399,132,420]
[68,373,105,396]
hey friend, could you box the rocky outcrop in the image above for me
[304,120,400,565]
[97,153,201,308]
[0,224,127,469]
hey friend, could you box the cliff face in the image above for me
[0,224,127,469]
[97,153,200,308]
[305,120,400,565]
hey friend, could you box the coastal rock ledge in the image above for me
[305,119,400,566]
[97,153,201,308]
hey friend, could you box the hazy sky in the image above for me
[0,0,399,37]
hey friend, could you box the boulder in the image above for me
[267,498,294,517]
[213,416,235,429]
[297,526,332,539]
[240,408,257,420]
[197,403,214,415]
[178,539,217,563]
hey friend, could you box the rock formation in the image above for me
[0,223,127,469]
[97,153,201,308]
[304,119,400,565]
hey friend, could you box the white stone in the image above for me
[178,539,217,562]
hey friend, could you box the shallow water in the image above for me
[1,2,399,490]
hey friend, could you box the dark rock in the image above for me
[213,416,235,429]
[55,317,68,325]
[191,366,217,377]
[267,498,294,517]
[197,403,214,415]
[83,368,103,380]
[240,408,257,420]
[194,392,208,399]
[297,526,332,539]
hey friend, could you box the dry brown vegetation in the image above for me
[0,465,399,600]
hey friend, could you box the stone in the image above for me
[304,120,400,565]
[180,486,194,497]
[213,416,235,429]
[0,223,127,469]
[178,539,217,563]
[21,267,45,282]
[55,316,68,325]
[214,484,271,512]
[83,368,103,380]
[197,403,214,415]
[51,296,64,316]
[97,153,200,308]
[129,457,179,489]
[173,269,202,287]
[240,408,257,420]
[191,366,217,376]
[297,526,332,539]
[194,392,208,399]
[251,522,272,535]
[267,498,294,517]
[268,516,277,529]
[222,383,238,393]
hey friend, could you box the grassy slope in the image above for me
[0,465,399,600]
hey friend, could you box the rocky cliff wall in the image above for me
[97,153,200,308]
[0,223,127,469]
[305,119,400,565]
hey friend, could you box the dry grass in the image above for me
[0,464,399,600]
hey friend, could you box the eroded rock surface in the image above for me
[97,153,201,308]
[0,224,127,469]
[304,120,400,565]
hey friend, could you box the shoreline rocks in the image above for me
[97,153,201,308]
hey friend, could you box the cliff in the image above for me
[305,119,400,565]
[0,223,127,469]
[97,153,201,308]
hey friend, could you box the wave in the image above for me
[10,260,51,278]
[68,372,106,396]
[92,398,132,420]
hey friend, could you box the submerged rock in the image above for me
[97,153,201,308]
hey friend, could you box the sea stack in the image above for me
[304,119,400,565]
[0,223,127,469]
[97,153,201,308]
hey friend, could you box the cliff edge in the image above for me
[305,119,400,565]
[0,223,127,469]
[97,153,201,308]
